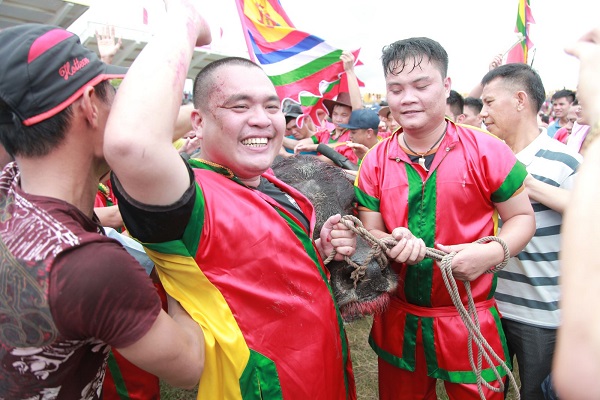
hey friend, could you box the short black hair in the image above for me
[481,63,546,113]
[464,97,483,114]
[381,37,448,79]
[551,89,576,104]
[193,57,262,111]
[446,90,464,118]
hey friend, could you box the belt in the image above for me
[392,297,497,318]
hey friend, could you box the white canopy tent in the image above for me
[0,0,235,80]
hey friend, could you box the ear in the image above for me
[516,90,528,111]
[456,113,466,123]
[190,108,204,139]
[79,86,99,128]
[444,76,452,96]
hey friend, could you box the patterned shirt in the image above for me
[0,163,160,400]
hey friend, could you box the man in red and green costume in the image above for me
[114,159,356,399]
[354,36,535,399]
[105,4,357,399]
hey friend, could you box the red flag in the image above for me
[233,0,363,121]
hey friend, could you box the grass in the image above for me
[160,315,519,399]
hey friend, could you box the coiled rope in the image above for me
[324,215,519,400]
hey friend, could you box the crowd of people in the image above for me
[1,2,600,399]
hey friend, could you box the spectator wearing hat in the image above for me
[341,109,383,164]
[294,51,362,165]
[378,105,401,138]
[0,23,208,398]
[280,102,317,155]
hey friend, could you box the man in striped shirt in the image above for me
[480,63,583,400]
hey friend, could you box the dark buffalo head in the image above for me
[271,155,397,321]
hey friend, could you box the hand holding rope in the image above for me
[324,215,519,400]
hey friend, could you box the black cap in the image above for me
[283,102,303,122]
[0,24,127,126]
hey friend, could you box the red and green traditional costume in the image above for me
[131,160,355,400]
[354,121,527,387]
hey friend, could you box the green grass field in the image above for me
[160,315,519,399]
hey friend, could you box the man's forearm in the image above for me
[497,214,536,257]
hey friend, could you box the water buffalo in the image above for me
[271,155,397,321]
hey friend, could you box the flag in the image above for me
[234,0,362,119]
[506,0,535,64]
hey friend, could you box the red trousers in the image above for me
[377,321,506,400]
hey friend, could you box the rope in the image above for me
[325,215,519,400]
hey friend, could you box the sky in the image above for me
[90,0,599,97]
[204,0,598,97]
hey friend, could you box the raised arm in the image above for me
[104,1,211,206]
[468,53,502,99]
[174,103,195,140]
[341,51,362,111]
[95,24,122,65]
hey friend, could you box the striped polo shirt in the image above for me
[496,132,582,328]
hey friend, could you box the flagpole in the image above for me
[503,33,525,58]
[233,0,257,62]
[529,48,537,68]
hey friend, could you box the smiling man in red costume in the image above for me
[104,1,357,399]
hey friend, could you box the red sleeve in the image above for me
[554,128,568,144]
[314,128,330,144]
[94,191,106,208]
[49,240,162,348]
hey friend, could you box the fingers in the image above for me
[386,236,425,264]
[565,27,600,57]
[340,50,354,61]
[489,54,502,69]
[564,27,600,126]
[325,213,341,227]
[95,25,113,40]
[332,244,355,260]
[345,142,367,151]
[391,227,412,241]
[340,51,355,71]
[386,228,425,264]
[488,53,503,70]
[328,215,356,259]
[436,243,453,253]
